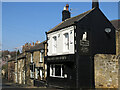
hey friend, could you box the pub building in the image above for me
[45,0,116,88]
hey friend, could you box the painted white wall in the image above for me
[47,26,75,56]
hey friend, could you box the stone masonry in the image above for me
[94,54,118,88]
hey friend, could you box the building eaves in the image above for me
[25,40,46,52]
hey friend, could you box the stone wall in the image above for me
[116,29,120,89]
[8,60,15,82]
[94,54,119,88]
[33,51,40,67]
[26,52,34,86]
[17,58,25,84]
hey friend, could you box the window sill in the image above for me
[50,76,65,78]
[63,51,69,53]
[39,62,43,63]
[30,78,34,79]
[30,62,34,64]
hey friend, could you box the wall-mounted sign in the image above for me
[47,56,67,61]
[79,32,89,54]
[80,46,89,53]
[80,40,89,46]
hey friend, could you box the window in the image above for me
[52,36,57,53]
[50,64,64,77]
[30,70,34,78]
[35,68,39,79]
[31,53,33,63]
[30,63,34,78]
[63,33,69,51]
[40,69,43,80]
[40,52,44,62]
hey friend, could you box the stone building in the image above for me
[25,41,47,87]
[17,53,26,84]
[7,57,15,82]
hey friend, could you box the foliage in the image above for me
[2,64,7,71]
[17,50,20,55]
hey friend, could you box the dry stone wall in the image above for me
[94,54,119,88]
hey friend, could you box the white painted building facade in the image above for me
[47,26,75,56]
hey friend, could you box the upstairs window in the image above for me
[31,53,33,63]
[40,52,44,62]
[52,36,57,53]
[63,33,69,51]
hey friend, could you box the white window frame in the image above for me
[30,70,34,78]
[63,33,69,52]
[40,52,44,62]
[40,69,43,80]
[35,68,38,79]
[31,53,33,63]
[50,64,64,78]
[52,36,57,54]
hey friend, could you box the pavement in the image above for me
[1,76,66,90]
[1,78,61,90]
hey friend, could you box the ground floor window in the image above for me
[30,70,34,78]
[50,64,64,78]
[40,69,43,80]
[35,68,39,79]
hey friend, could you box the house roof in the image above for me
[110,19,120,30]
[25,40,46,52]
[47,8,95,34]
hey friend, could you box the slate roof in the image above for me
[110,19,120,30]
[47,8,95,34]
[25,40,46,52]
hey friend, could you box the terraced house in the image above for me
[17,53,26,85]
[45,0,116,88]
[8,57,15,82]
[25,41,47,87]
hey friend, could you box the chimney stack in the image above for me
[92,0,99,8]
[62,4,71,21]
[32,42,34,46]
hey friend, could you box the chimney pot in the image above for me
[66,4,69,11]
[33,42,34,46]
[62,4,71,21]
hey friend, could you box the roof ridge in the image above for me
[65,8,95,22]
[47,8,95,34]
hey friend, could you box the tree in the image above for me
[17,50,20,55]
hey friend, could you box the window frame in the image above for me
[52,36,57,54]
[39,69,43,80]
[63,32,69,52]
[50,64,64,78]
[30,70,34,78]
[31,53,33,63]
[40,50,44,62]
